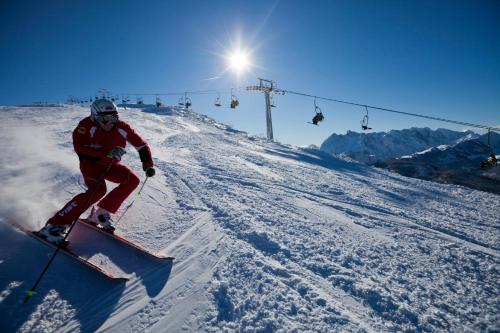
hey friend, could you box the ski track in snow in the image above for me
[0,105,498,332]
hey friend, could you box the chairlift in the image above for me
[120,96,129,109]
[137,96,144,105]
[214,95,222,107]
[185,97,192,109]
[270,94,276,108]
[488,129,494,154]
[178,97,185,106]
[480,129,498,170]
[309,98,324,125]
[361,106,372,130]
[155,96,162,107]
[230,89,239,109]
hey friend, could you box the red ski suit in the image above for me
[48,117,153,226]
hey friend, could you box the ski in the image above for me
[12,223,129,281]
[78,219,175,261]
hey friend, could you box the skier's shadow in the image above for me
[69,222,173,298]
[0,223,124,333]
[0,222,172,333]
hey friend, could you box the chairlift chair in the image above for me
[230,88,239,109]
[121,97,129,109]
[185,97,192,109]
[311,98,324,125]
[361,107,372,130]
[214,95,222,107]
[480,129,498,170]
[178,97,185,106]
[155,96,162,107]
[230,98,239,109]
[312,112,324,125]
[488,129,494,155]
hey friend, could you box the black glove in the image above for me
[145,167,155,177]
[107,147,126,160]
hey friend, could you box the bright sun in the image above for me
[227,50,250,74]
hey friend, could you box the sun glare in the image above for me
[227,50,250,74]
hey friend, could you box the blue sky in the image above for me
[1,0,499,146]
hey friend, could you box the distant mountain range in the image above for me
[320,128,500,194]
[320,127,478,163]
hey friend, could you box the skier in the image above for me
[39,98,155,245]
[312,112,324,125]
[480,153,498,170]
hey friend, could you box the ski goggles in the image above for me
[95,113,118,124]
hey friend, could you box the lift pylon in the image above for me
[246,78,285,141]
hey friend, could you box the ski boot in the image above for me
[37,223,69,247]
[88,207,116,233]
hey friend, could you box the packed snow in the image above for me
[0,105,499,332]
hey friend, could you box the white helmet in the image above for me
[90,98,118,121]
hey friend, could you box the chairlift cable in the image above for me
[284,90,500,132]
[82,86,498,133]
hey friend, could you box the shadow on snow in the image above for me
[0,222,172,333]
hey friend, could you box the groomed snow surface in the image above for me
[0,105,498,332]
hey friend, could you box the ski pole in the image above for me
[23,162,114,304]
[137,177,148,196]
[114,177,148,226]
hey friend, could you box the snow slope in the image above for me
[0,105,499,332]
[320,128,476,164]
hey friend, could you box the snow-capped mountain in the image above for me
[0,106,498,332]
[320,127,477,163]
[319,127,500,194]
[375,133,500,194]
